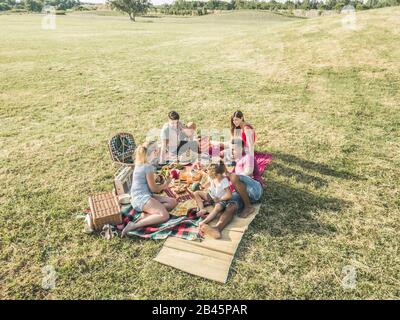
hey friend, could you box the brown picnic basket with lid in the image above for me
[88,191,122,231]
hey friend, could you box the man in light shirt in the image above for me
[159,111,197,164]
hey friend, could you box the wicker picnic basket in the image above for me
[108,132,136,166]
[114,165,134,196]
[88,191,122,231]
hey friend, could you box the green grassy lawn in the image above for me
[0,8,399,299]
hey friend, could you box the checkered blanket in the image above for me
[120,205,202,241]
[164,187,193,202]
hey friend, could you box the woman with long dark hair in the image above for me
[230,110,256,154]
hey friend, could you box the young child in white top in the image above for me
[193,161,232,235]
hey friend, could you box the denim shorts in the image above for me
[131,193,152,212]
[228,192,244,213]
[214,200,230,210]
[238,175,263,202]
[206,194,230,210]
[228,175,263,214]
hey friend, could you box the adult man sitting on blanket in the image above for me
[159,111,197,164]
[200,139,263,238]
[228,138,263,218]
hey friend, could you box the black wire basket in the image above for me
[108,132,136,166]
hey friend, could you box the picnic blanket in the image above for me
[120,205,203,241]
[254,151,273,174]
[164,187,193,203]
[94,151,271,241]
[154,151,273,283]
[154,203,262,283]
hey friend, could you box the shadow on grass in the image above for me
[249,152,354,237]
[273,151,362,181]
[255,179,350,237]
[231,173,351,281]
[272,162,329,189]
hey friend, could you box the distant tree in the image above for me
[355,2,365,10]
[334,1,346,11]
[0,0,16,8]
[234,0,242,9]
[24,0,44,12]
[0,2,12,11]
[44,0,81,10]
[108,0,151,21]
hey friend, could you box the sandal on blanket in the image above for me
[100,224,118,240]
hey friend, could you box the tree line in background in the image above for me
[156,0,400,15]
[0,0,80,12]
[1,0,400,16]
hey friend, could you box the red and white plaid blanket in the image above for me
[120,205,202,241]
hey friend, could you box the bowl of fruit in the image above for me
[155,173,165,185]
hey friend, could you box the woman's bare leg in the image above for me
[121,198,170,237]
[153,194,178,211]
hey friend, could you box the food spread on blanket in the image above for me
[170,199,197,217]
[87,129,273,238]
[172,185,187,194]
[179,170,202,183]
[155,173,165,185]
[155,163,206,216]
[163,162,184,170]
[156,163,185,185]
[190,182,201,192]
[158,163,203,185]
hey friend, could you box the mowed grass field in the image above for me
[1,8,399,299]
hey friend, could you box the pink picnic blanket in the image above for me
[254,151,273,178]
[226,151,272,192]
[207,140,273,180]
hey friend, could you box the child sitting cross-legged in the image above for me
[193,161,232,239]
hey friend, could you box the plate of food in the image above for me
[155,173,165,185]
[170,199,197,217]
[192,171,203,181]
[172,185,187,194]
[179,170,203,183]
[179,171,188,182]
[164,162,184,170]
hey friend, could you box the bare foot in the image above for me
[201,224,222,239]
[239,205,255,218]
[197,209,208,217]
[121,221,136,238]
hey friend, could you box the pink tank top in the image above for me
[241,124,256,148]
